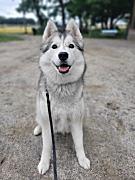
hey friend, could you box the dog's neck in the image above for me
[45,77,84,102]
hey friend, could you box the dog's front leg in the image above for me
[38,123,52,175]
[71,121,90,170]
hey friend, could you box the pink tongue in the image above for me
[59,66,69,72]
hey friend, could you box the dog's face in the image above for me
[39,19,86,84]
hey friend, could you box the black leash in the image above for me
[46,91,58,180]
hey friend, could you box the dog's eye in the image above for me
[52,44,57,49]
[69,44,74,48]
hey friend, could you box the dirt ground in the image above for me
[0,34,135,180]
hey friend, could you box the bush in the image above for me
[89,28,127,39]
[36,26,44,35]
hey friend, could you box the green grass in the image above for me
[0,35,23,42]
[82,33,90,38]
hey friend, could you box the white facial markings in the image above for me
[51,34,75,51]
[61,35,65,49]
[64,35,75,49]
[51,35,65,50]
[51,36,61,49]
[50,34,77,69]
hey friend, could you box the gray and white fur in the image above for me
[34,19,90,174]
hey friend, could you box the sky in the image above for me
[0,0,37,20]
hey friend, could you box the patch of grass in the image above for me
[89,28,127,39]
[0,25,38,34]
[0,35,23,42]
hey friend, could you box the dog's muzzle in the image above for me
[57,52,71,74]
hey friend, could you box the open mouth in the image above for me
[57,64,71,74]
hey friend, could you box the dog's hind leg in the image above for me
[34,125,42,136]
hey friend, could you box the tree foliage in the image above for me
[66,0,91,31]
[67,0,133,29]
[0,16,35,25]
[16,0,47,26]
[16,0,133,31]
[89,0,133,29]
[47,0,70,28]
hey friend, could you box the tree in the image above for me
[66,0,91,30]
[89,0,133,29]
[16,0,28,33]
[16,0,47,27]
[58,0,66,28]
[48,0,68,28]
[130,0,135,28]
[0,17,35,25]
[66,0,133,31]
[16,0,133,32]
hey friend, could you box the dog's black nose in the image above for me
[58,52,68,61]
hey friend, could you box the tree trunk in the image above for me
[36,7,44,26]
[130,0,135,29]
[58,0,66,29]
[23,11,27,34]
[110,17,114,29]
[21,0,27,33]
[78,15,83,30]
[33,0,44,27]
[101,22,104,29]
[85,19,87,28]
[104,17,108,29]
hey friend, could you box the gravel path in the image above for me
[0,35,135,180]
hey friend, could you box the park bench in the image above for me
[101,29,118,36]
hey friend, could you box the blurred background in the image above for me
[0,0,135,40]
[1,1,135,179]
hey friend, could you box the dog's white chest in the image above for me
[54,118,70,134]
[52,104,71,134]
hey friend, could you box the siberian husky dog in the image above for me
[34,19,90,174]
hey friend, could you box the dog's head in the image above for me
[40,19,86,84]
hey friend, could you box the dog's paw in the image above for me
[34,125,42,136]
[78,157,90,169]
[38,160,50,175]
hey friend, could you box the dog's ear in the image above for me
[66,19,82,40]
[43,20,58,41]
